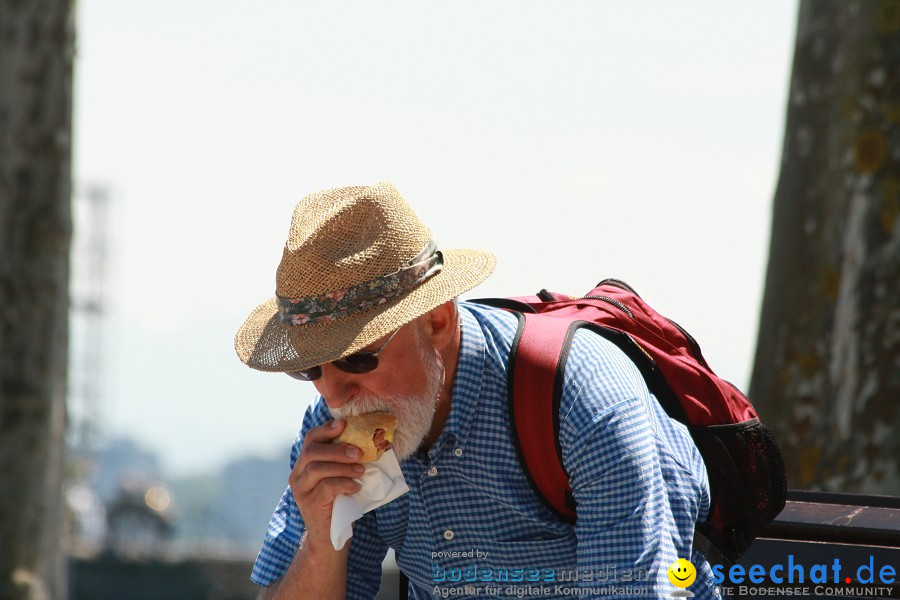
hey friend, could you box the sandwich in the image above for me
[333,412,397,462]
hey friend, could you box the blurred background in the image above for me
[5,0,898,598]
[71,0,799,479]
[65,2,799,595]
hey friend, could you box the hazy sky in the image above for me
[72,1,799,476]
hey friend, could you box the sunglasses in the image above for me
[286,328,401,382]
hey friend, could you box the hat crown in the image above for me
[276,181,431,297]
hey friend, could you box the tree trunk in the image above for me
[0,0,75,598]
[750,0,900,494]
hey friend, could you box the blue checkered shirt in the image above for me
[252,302,715,599]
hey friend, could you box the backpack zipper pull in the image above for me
[537,289,556,302]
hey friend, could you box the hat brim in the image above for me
[234,249,496,372]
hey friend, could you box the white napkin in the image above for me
[330,449,409,550]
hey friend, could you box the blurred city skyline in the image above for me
[67,433,288,561]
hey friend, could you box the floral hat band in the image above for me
[276,239,444,326]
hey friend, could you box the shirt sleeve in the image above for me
[250,399,389,597]
[345,512,390,599]
[559,330,708,597]
[250,403,320,587]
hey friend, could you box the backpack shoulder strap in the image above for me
[508,311,578,523]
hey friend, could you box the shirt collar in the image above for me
[428,304,485,457]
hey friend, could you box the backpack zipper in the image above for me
[581,295,635,319]
[595,280,707,366]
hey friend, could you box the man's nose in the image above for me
[314,365,361,410]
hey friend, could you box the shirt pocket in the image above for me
[481,529,578,574]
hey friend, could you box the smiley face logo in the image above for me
[667,559,696,588]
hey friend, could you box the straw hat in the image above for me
[234,181,496,372]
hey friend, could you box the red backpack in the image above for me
[473,278,787,564]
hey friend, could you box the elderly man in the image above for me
[235,182,714,599]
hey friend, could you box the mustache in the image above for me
[329,396,394,419]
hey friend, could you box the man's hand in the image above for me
[289,419,366,551]
[256,420,364,600]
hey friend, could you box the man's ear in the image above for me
[419,300,458,349]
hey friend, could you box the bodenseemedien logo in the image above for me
[668,558,697,597]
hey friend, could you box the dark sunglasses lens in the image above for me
[286,366,322,381]
[335,352,379,374]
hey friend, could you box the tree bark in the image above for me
[0,0,75,598]
[750,0,900,494]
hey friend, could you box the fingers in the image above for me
[304,418,348,445]
[289,420,367,529]
[299,458,366,492]
[300,419,364,469]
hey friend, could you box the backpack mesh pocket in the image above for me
[691,419,787,558]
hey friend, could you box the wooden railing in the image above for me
[719,491,900,599]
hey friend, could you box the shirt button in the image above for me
[443,530,454,541]
[427,466,438,477]
[454,448,463,458]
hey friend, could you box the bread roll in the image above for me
[333,412,397,462]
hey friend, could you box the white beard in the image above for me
[329,331,444,460]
